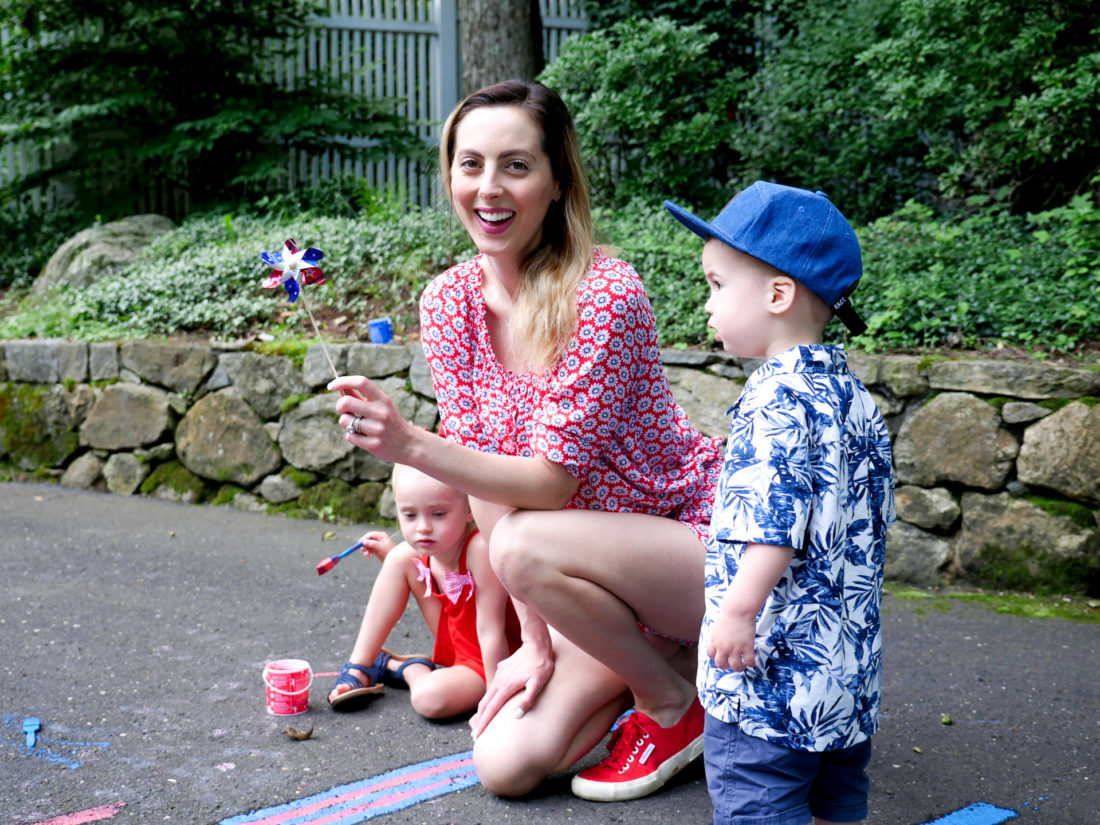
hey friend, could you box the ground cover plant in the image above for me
[1,181,1098,360]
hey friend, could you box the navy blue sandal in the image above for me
[328,661,385,709]
[380,648,436,687]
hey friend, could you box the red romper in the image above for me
[419,251,723,541]
[415,530,522,681]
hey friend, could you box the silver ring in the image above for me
[345,414,362,435]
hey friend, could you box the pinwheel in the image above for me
[261,239,326,304]
[260,238,339,379]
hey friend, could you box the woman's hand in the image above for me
[329,375,415,464]
[470,640,555,738]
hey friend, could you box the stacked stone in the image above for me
[2,340,1098,594]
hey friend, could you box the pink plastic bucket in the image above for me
[262,659,313,715]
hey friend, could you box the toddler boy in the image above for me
[665,183,896,825]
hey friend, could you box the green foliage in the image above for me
[0,195,473,342]
[0,195,84,288]
[852,187,1100,352]
[3,181,1097,357]
[857,0,1100,213]
[732,0,919,223]
[571,0,1100,222]
[574,0,779,64]
[0,0,424,223]
[595,202,710,346]
[539,17,742,212]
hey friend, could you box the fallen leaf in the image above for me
[284,724,314,741]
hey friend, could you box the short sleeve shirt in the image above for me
[419,252,722,536]
[698,345,896,752]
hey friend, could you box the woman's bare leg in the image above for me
[473,628,631,796]
[490,509,704,727]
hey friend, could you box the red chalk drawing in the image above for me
[27,800,125,825]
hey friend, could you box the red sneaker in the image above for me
[571,700,705,802]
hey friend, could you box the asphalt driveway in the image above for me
[2,482,1096,824]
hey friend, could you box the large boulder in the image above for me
[1017,401,1100,507]
[175,389,279,486]
[219,352,308,421]
[664,365,742,439]
[80,383,171,450]
[33,214,175,294]
[926,359,1100,400]
[0,382,88,469]
[885,521,952,587]
[120,341,217,395]
[956,492,1100,594]
[893,393,1018,489]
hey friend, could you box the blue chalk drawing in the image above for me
[921,802,1019,825]
[2,713,111,770]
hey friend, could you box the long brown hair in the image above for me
[440,80,594,371]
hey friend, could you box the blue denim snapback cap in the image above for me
[665,182,866,335]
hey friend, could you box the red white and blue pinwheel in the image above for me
[261,238,326,303]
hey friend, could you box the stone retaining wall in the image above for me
[2,339,1098,595]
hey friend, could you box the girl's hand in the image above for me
[329,375,416,465]
[358,530,396,561]
[470,641,555,738]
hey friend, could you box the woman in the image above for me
[330,80,722,801]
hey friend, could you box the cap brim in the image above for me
[832,297,867,336]
[663,200,746,254]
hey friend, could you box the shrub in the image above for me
[0,203,473,342]
[854,192,1100,353]
[539,17,741,214]
[0,0,424,223]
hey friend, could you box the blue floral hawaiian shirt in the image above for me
[698,345,896,752]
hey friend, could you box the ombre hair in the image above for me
[440,80,594,371]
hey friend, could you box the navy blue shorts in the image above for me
[704,712,872,825]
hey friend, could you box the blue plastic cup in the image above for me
[368,317,393,344]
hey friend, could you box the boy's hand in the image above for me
[707,610,758,671]
[708,543,795,671]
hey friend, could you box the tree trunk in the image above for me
[458,0,543,97]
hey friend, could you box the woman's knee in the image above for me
[472,731,553,797]
[488,510,557,596]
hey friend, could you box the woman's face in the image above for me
[449,104,561,269]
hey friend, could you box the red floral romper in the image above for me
[419,251,722,541]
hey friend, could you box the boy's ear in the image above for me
[766,275,798,315]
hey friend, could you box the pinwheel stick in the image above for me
[298,291,339,381]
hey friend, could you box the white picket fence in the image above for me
[1,0,589,212]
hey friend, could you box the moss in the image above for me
[972,541,1099,596]
[1078,395,1099,408]
[211,484,248,507]
[64,377,77,392]
[1023,494,1097,529]
[281,466,318,488]
[297,477,379,523]
[265,500,306,518]
[984,397,1011,412]
[0,383,79,469]
[1037,398,1074,412]
[280,393,312,414]
[139,460,208,502]
[888,585,1100,623]
[251,339,310,370]
[916,355,948,372]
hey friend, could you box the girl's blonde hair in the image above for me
[440,80,594,371]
